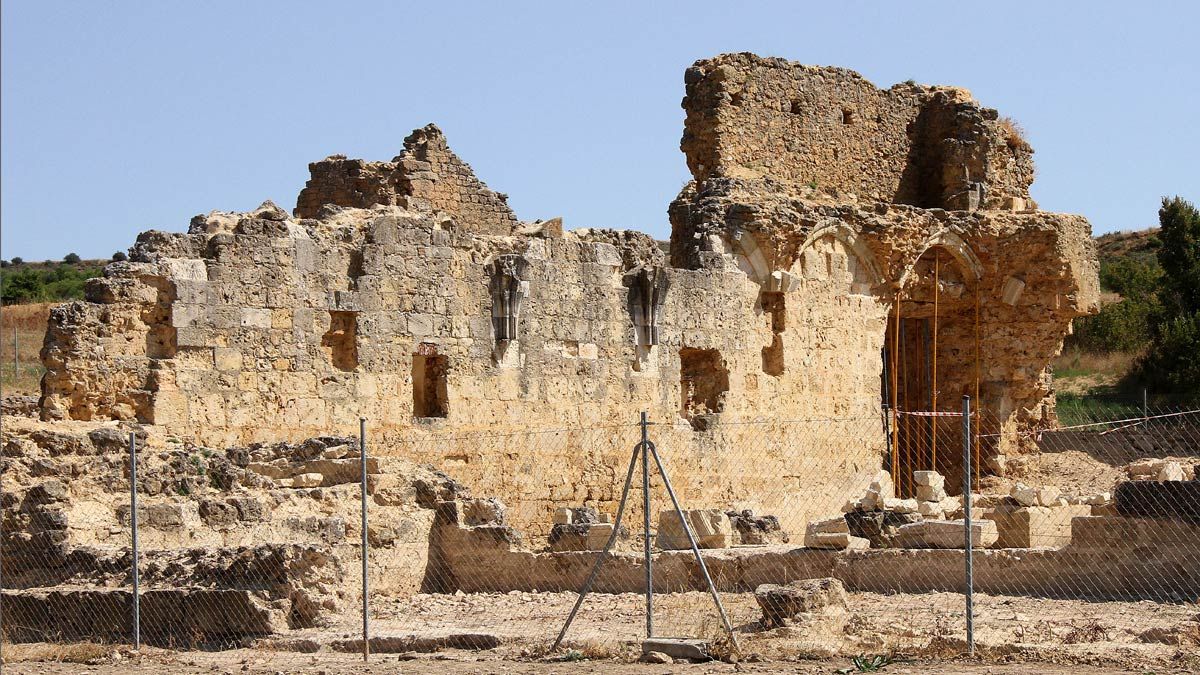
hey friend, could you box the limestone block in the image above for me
[806,516,849,535]
[1156,461,1184,482]
[917,501,943,518]
[164,258,208,282]
[985,504,1091,548]
[657,509,732,549]
[755,578,848,627]
[916,484,947,502]
[1035,486,1061,507]
[913,471,945,489]
[1082,492,1111,506]
[869,470,894,499]
[1127,459,1156,479]
[1011,483,1038,507]
[291,473,323,488]
[240,308,272,329]
[882,497,919,514]
[214,347,243,372]
[552,507,573,525]
[891,519,998,549]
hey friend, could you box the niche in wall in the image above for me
[413,344,449,419]
[322,311,359,371]
[680,347,729,431]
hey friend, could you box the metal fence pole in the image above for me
[129,431,140,651]
[12,325,17,380]
[1142,388,1149,424]
[640,411,653,639]
[359,417,369,662]
[961,395,974,657]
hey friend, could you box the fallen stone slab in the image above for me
[755,577,848,627]
[331,633,501,653]
[890,519,998,549]
[641,637,710,661]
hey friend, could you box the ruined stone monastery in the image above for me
[39,53,1099,532]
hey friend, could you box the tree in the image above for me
[63,252,81,264]
[11,257,23,266]
[1134,196,1200,400]
[111,251,128,262]
[1156,196,1200,316]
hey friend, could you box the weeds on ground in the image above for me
[835,653,894,672]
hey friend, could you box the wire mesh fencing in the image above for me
[1,400,1198,667]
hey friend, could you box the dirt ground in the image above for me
[2,652,1189,675]
[4,590,1198,673]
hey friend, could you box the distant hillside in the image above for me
[0,258,108,305]
[1095,228,1161,274]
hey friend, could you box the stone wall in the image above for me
[295,124,517,235]
[38,54,1098,535]
[680,53,1035,209]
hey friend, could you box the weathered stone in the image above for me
[658,509,732,549]
[891,519,999,549]
[916,484,947,502]
[755,578,848,627]
[1011,483,1038,507]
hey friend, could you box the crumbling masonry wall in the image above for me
[38,54,1099,535]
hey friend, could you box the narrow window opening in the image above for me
[322,311,358,371]
[760,292,786,377]
[413,345,449,418]
[679,348,729,431]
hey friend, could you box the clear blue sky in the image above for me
[2,1,1197,261]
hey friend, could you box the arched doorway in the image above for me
[885,239,984,497]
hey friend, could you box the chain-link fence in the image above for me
[2,399,1198,668]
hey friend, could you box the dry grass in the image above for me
[1051,349,1140,396]
[0,303,52,395]
[1,640,114,663]
[997,116,1031,152]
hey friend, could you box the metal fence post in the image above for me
[961,396,974,657]
[359,417,369,662]
[640,411,653,639]
[129,431,140,650]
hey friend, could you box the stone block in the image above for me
[291,472,323,488]
[916,484,947,502]
[240,308,272,329]
[984,504,1091,548]
[1011,483,1038,507]
[917,501,943,518]
[804,532,868,550]
[755,578,848,627]
[1035,486,1061,507]
[552,507,573,525]
[1157,461,1185,482]
[891,519,998,549]
[882,497,919,514]
[657,509,732,549]
[913,471,944,489]
[641,638,709,661]
[213,347,243,372]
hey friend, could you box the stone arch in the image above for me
[793,221,885,292]
[730,228,773,285]
[898,229,982,289]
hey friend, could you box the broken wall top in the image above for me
[680,53,1035,210]
[294,124,519,236]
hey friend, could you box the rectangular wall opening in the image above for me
[322,311,359,371]
[680,347,729,431]
[413,347,449,418]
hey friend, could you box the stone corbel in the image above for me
[630,266,670,347]
[487,255,530,344]
[765,270,799,293]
